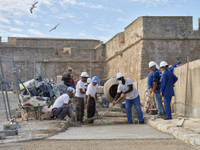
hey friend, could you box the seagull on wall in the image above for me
[49,24,60,32]
[30,1,38,14]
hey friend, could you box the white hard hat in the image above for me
[156,64,160,70]
[68,67,73,71]
[149,61,156,68]
[81,72,89,78]
[117,72,124,79]
[87,78,92,83]
[160,61,168,68]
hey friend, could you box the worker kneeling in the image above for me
[113,73,144,124]
[52,87,75,120]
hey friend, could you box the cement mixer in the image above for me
[103,77,126,104]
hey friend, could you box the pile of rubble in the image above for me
[18,76,70,121]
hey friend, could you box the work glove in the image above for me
[151,91,155,98]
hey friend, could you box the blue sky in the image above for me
[0,0,199,42]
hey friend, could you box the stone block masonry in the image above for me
[1,16,200,86]
[105,16,200,81]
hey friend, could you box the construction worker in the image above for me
[113,73,144,124]
[160,61,178,120]
[61,71,72,87]
[74,72,89,123]
[147,64,154,113]
[86,76,99,124]
[68,67,73,73]
[52,87,75,120]
[149,61,165,117]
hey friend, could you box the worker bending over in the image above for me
[52,87,75,120]
[113,73,144,124]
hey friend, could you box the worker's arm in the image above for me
[147,72,153,92]
[172,74,178,84]
[86,94,91,109]
[160,73,168,95]
[124,84,133,94]
[152,82,157,92]
[67,112,72,118]
[80,88,85,94]
[95,93,97,101]
[63,99,71,106]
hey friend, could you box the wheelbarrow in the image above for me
[23,104,44,122]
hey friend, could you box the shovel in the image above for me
[84,96,125,123]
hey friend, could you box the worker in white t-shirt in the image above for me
[86,76,99,123]
[52,87,75,120]
[113,73,144,124]
[74,72,89,123]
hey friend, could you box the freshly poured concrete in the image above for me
[49,124,172,140]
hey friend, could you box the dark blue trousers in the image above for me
[164,97,172,119]
[52,105,70,120]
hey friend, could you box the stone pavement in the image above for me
[147,115,200,148]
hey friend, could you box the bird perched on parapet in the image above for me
[30,1,38,14]
[49,24,60,32]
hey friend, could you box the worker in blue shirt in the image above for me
[160,61,178,120]
[149,61,164,116]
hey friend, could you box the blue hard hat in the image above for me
[67,87,76,94]
[92,76,99,83]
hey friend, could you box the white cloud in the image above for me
[110,8,122,13]
[61,32,70,36]
[72,20,84,25]
[55,13,75,19]
[99,36,110,42]
[79,31,87,36]
[0,14,10,24]
[14,20,24,26]
[30,22,40,27]
[0,24,8,29]
[9,33,28,37]
[117,18,130,22]
[95,23,112,32]
[61,0,103,9]
[45,24,52,27]
[39,0,54,6]
[28,29,44,36]
[129,0,172,4]
[10,28,23,32]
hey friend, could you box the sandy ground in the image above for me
[0,139,198,150]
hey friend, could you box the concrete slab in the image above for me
[49,124,173,140]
